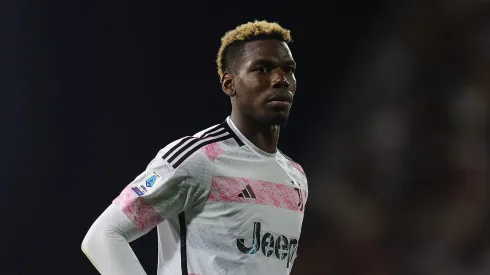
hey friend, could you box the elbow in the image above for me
[81,232,92,256]
[81,231,102,272]
[82,224,101,257]
[82,216,107,256]
[81,228,105,268]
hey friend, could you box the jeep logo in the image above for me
[236,222,298,268]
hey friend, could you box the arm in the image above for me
[81,204,148,275]
[81,144,212,274]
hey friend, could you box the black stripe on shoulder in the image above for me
[167,128,227,164]
[220,121,244,146]
[162,125,222,162]
[162,136,196,160]
[202,127,227,139]
[171,134,232,168]
[199,124,223,138]
[166,137,201,164]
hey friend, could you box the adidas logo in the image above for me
[238,185,256,199]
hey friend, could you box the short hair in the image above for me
[217,20,292,80]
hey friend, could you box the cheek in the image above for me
[252,96,263,108]
[289,76,297,94]
[239,90,263,109]
[235,87,259,110]
[244,77,268,91]
[240,78,269,104]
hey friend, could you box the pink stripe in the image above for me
[113,185,164,230]
[208,177,306,213]
[201,142,224,161]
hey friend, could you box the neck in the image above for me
[230,111,280,154]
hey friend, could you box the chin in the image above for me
[261,112,290,128]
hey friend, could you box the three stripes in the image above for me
[238,185,257,199]
[162,121,243,168]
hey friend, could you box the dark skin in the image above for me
[221,39,297,154]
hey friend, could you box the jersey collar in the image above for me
[226,116,277,158]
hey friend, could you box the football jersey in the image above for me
[113,116,308,275]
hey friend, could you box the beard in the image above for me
[234,94,291,129]
[257,111,290,128]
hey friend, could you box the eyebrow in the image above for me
[251,58,296,67]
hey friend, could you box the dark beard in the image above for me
[258,112,290,128]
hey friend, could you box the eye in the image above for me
[255,66,271,73]
[285,66,296,74]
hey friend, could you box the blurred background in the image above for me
[1,0,488,274]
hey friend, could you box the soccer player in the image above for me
[82,20,308,275]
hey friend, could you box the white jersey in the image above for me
[112,117,308,275]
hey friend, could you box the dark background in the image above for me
[3,1,489,274]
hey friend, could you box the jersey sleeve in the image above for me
[82,203,148,275]
[112,138,213,232]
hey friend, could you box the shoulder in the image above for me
[157,121,241,170]
[278,149,307,177]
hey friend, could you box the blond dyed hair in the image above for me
[216,20,292,79]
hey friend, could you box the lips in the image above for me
[268,92,293,103]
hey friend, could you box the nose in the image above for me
[271,70,289,89]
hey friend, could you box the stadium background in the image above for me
[2,0,489,274]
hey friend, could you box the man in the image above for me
[82,20,308,275]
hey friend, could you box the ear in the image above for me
[221,72,235,97]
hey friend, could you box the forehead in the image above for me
[241,39,294,63]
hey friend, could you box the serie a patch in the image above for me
[131,171,162,196]
[145,170,162,187]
